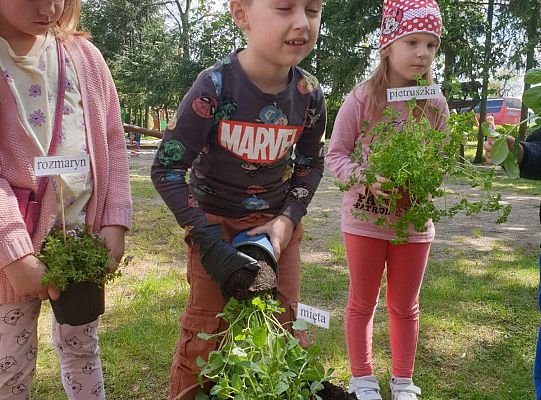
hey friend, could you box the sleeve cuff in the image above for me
[100,208,132,230]
[279,203,306,227]
[0,235,35,269]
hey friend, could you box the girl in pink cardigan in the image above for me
[0,0,131,398]
[325,0,448,399]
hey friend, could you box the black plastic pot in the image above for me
[50,281,105,326]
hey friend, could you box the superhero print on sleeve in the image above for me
[297,71,320,95]
[192,96,218,119]
[214,99,238,126]
[287,184,310,205]
[157,140,187,167]
[303,104,321,131]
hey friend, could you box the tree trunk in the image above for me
[175,0,191,60]
[474,0,494,164]
[144,107,150,130]
[518,0,539,140]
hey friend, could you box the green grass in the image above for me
[31,174,539,399]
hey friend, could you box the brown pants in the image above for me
[168,213,307,399]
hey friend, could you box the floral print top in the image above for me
[0,33,92,227]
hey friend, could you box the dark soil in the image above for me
[248,261,277,292]
[317,381,357,399]
[226,260,278,301]
[203,381,355,399]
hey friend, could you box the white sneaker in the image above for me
[348,375,383,400]
[390,377,421,400]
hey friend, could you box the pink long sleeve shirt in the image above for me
[325,84,449,243]
[0,36,132,304]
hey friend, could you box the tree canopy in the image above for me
[80,0,541,138]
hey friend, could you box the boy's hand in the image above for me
[484,136,524,165]
[3,255,60,300]
[246,215,294,260]
[99,225,127,272]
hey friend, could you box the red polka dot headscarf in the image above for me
[379,0,442,51]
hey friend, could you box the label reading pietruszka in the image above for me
[387,84,441,102]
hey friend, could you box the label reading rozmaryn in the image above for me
[387,84,441,102]
[297,303,330,329]
[34,154,90,177]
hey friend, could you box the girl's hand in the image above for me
[246,215,294,260]
[3,255,60,300]
[99,225,127,271]
[368,175,393,199]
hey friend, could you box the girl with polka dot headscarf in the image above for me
[326,1,449,399]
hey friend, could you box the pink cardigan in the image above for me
[325,84,449,242]
[0,36,132,304]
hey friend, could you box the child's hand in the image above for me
[99,225,127,271]
[246,215,294,260]
[3,255,60,300]
[484,136,524,165]
[368,175,393,199]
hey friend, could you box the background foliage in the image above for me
[80,0,540,141]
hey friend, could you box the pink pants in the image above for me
[0,300,104,399]
[168,213,307,400]
[343,233,430,378]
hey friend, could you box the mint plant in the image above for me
[195,295,333,400]
[482,68,541,178]
[339,96,510,243]
[39,225,123,291]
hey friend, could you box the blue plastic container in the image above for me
[232,230,278,271]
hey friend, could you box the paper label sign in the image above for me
[297,303,330,329]
[34,154,90,176]
[387,84,441,102]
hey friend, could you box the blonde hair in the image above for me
[51,0,90,40]
[363,46,435,122]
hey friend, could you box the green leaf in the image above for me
[481,122,498,138]
[198,332,214,341]
[195,390,210,400]
[513,136,521,159]
[523,86,541,110]
[208,352,223,370]
[490,137,509,165]
[275,380,289,395]
[251,296,266,311]
[502,153,520,179]
[196,356,206,368]
[252,326,267,348]
[292,319,308,330]
[231,347,247,357]
[503,124,517,137]
[524,68,541,85]
[310,381,325,393]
